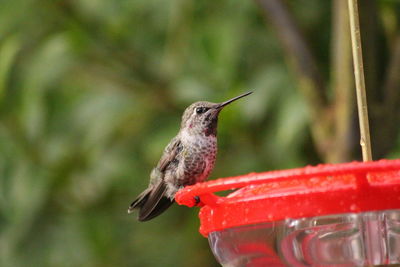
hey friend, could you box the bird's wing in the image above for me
[157,136,182,173]
[133,137,182,221]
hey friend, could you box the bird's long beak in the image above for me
[215,91,253,109]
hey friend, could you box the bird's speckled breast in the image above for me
[179,131,217,185]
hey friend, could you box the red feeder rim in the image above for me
[175,159,400,237]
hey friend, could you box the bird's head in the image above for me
[180,91,252,137]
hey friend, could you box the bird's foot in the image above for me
[194,196,201,206]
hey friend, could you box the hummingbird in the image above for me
[128,91,252,221]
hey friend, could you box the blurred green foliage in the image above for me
[0,0,399,266]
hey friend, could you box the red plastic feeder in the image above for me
[175,159,400,266]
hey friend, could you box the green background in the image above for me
[1,0,399,266]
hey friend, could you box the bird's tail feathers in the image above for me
[127,181,174,221]
[127,188,151,214]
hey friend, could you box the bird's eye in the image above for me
[196,107,208,114]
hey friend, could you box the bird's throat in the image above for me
[204,117,218,137]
